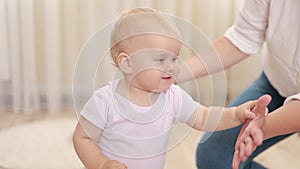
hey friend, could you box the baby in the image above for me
[73,8,268,169]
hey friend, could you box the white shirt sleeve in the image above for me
[224,0,270,55]
[170,85,199,123]
[284,93,300,105]
[80,89,108,129]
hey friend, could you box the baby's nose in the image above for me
[165,62,175,71]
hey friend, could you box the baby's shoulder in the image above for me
[93,84,114,99]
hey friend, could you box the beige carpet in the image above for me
[0,118,83,169]
[1,117,298,169]
[0,118,201,169]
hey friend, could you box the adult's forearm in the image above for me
[263,100,300,140]
[177,37,248,82]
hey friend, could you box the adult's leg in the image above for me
[196,72,289,169]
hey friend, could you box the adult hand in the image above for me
[232,94,272,169]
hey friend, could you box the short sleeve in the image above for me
[284,93,300,105]
[224,0,270,55]
[80,90,109,129]
[171,85,199,123]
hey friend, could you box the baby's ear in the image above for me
[117,53,133,74]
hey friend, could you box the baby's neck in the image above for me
[116,79,160,107]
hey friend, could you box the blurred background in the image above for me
[1,1,300,169]
[0,0,263,114]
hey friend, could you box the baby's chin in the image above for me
[151,86,172,93]
[151,89,163,93]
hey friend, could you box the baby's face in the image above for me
[125,34,181,92]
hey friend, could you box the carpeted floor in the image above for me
[0,118,83,169]
[0,118,201,169]
[1,116,299,169]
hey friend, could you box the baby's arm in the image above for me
[186,95,271,132]
[73,117,127,169]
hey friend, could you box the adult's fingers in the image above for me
[251,126,264,145]
[232,149,242,169]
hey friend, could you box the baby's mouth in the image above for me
[162,76,172,80]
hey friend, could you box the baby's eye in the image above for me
[155,58,165,62]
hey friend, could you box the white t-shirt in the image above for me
[224,0,300,103]
[81,79,199,169]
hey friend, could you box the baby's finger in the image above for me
[119,162,128,169]
[246,111,256,119]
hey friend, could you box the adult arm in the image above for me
[262,99,300,140]
[177,37,248,82]
[232,97,300,169]
[178,0,270,82]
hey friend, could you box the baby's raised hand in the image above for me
[232,94,272,169]
[102,160,127,169]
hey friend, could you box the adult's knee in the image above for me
[196,141,214,168]
[196,129,240,169]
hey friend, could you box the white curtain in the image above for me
[0,0,39,113]
[0,0,249,114]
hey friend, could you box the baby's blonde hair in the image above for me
[110,7,182,67]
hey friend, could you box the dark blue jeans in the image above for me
[196,72,290,169]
